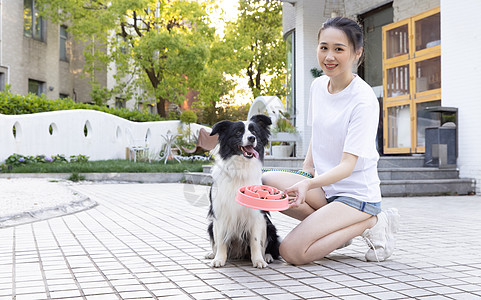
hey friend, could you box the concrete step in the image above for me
[263,156,304,169]
[378,156,425,168]
[378,168,459,180]
[381,178,476,197]
[264,156,427,169]
[202,164,212,173]
[183,172,213,185]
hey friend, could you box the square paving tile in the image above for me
[1,183,481,299]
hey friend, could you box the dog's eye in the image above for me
[251,130,256,135]
[236,130,243,136]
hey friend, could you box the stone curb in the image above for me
[0,172,212,185]
[0,195,97,228]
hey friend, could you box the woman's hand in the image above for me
[284,179,311,208]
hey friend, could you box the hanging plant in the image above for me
[310,67,324,78]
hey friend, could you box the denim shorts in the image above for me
[327,196,382,216]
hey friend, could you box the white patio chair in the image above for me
[159,131,182,164]
[128,138,150,163]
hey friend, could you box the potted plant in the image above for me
[270,111,298,157]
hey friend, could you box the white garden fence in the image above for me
[0,109,209,162]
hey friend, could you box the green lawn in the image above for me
[1,159,210,173]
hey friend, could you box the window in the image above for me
[116,34,128,54]
[28,79,45,96]
[59,93,69,99]
[59,26,68,61]
[24,0,45,41]
[148,104,155,114]
[285,31,295,124]
[115,98,126,109]
[0,73,5,91]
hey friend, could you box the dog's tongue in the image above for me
[244,145,259,159]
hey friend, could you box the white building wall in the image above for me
[292,0,326,156]
[282,1,296,34]
[441,0,481,194]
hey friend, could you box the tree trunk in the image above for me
[143,66,167,117]
[247,63,254,90]
[156,97,166,117]
[255,68,261,91]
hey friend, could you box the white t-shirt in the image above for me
[307,75,381,203]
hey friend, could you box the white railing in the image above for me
[0,109,209,162]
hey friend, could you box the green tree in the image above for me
[224,0,286,100]
[36,0,215,117]
[192,34,237,125]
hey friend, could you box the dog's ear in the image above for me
[250,114,272,129]
[210,120,232,136]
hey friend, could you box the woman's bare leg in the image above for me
[262,171,326,221]
[279,202,377,265]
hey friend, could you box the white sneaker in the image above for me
[362,208,400,262]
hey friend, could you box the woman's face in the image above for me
[317,27,362,79]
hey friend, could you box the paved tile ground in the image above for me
[1,182,481,300]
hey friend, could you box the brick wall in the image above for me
[393,0,439,21]
[441,0,481,194]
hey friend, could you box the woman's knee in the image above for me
[262,171,304,190]
[279,239,306,266]
[261,171,277,187]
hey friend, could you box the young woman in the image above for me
[262,17,399,265]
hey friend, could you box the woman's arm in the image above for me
[302,139,315,176]
[285,152,358,207]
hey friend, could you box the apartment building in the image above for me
[0,0,106,103]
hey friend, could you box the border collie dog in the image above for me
[206,115,280,268]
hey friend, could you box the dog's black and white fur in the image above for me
[206,115,280,268]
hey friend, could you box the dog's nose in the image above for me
[247,136,256,143]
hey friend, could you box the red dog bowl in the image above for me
[235,185,289,211]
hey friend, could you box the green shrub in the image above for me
[272,110,296,133]
[180,110,198,124]
[69,154,89,163]
[3,153,89,167]
[5,153,28,166]
[0,87,163,122]
[68,172,85,182]
[52,154,68,163]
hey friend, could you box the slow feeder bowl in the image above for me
[236,185,289,211]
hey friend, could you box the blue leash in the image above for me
[262,168,313,179]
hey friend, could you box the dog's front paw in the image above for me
[211,259,226,268]
[205,252,215,259]
[265,253,274,263]
[252,259,268,269]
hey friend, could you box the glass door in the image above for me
[385,102,412,153]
